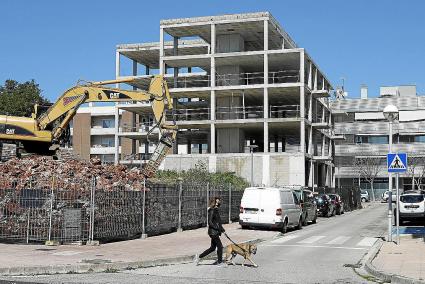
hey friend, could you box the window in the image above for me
[101,137,115,147]
[281,192,294,204]
[355,135,388,144]
[414,136,425,143]
[102,119,115,128]
[292,192,300,205]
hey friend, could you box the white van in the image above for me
[239,187,303,233]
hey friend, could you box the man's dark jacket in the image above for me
[207,207,225,236]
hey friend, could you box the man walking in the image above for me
[194,197,226,266]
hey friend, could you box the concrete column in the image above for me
[159,27,165,75]
[263,20,269,153]
[173,36,179,88]
[308,127,313,155]
[300,50,306,154]
[210,24,216,154]
[308,159,314,187]
[322,77,325,90]
[321,134,326,157]
[132,60,138,155]
[114,107,120,165]
[282,37,285,49]
[115,51,120,89]
[314,68,318,91]
[308,62,312,89]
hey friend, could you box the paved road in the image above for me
[1,203,387,284]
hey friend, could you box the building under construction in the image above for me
[72,12,336,187]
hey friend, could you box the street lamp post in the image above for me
[248,145,258,187]
[383,105,399,243]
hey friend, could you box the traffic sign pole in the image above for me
[396,173,400,245]
[387,152,407,245]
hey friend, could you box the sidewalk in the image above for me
[371,236,425,283]
[0,223,278,276]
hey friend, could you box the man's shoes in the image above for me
[193,254,200,266]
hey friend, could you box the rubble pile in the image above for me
[0,156,148,191]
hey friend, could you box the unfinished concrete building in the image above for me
[107,12,335,187]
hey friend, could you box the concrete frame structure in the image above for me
[73,12,336,187]
[332,85,425,195]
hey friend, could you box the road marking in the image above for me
[356,237,378,247]
[262,244,366,250]
[270,235,299,244]
[326,236,351,245]
[297,236,326,244]
[52,251,82,256]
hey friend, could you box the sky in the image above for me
[0,0,424,101]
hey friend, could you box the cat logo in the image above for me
[109,92,120,99]
[6,128,15,135]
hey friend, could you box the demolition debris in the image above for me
[0,156,148,191]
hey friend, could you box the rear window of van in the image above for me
[400,195,424,203]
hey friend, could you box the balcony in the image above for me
[166,70,300,89]
[90,146,116,155]
[165,105,301,122]
[335,143,425,156]
[91,127,115,135]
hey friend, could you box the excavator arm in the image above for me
[36,75,176,177]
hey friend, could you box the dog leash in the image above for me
[223,232,250,255]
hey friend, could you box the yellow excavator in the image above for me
[0,75,177,178]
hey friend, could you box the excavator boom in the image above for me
[0,75,176,178]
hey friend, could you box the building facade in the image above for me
[332,85,425,197]
[73,12,336,187]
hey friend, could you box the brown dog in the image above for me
[224,243,258,267]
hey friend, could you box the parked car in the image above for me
[394,192,425,225]
[328,194,344,215]
[315,194,335,217]
[360,190,370,202]
[382,190,397,203]
[294,188,318,225]
[239,187,303,233]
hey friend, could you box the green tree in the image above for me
[0,79,49,117]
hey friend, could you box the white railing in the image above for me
[165,70,300,89]
[336,143,425,155]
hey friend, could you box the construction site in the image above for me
[0,12,348,245]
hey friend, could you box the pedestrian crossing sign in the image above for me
[387,153,407,173]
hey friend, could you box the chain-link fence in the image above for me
[0,177,245,244]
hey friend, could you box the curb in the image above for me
[0,238,264,276]
[364,239,425,284]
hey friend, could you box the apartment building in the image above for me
[73,12,336,187]
[332,85,425,196]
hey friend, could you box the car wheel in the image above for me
[312,213,317,224]
[281,219,288,234]
[241,225,248,230]
[302,214,309,226]
[361,198,366,202]
[296,216,303,230]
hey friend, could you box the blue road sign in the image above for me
[387,153,407,173]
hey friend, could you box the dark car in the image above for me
[328,194,344,215]
[315,194,335,217]
[294,189,318,225]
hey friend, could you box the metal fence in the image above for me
[313,186,362,212]
[0,177,244,244]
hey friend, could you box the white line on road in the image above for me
[356,237,378,247]
[261,244,366,250]
[270,235,299,244]
[297,236,326,244]
[325,236,351,245]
